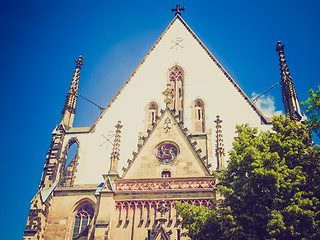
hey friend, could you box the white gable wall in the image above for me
[66,17,271,185]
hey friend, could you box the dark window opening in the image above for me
[161,171,171,178]
[148,229,151,240]
[152,112,155,124]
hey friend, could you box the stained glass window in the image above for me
[72,204,94,239]
[156,142,179,164]
[169,66,184,119]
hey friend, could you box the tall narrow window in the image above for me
[148,102,158,129]
[72,204,94,239]
[65,142,78,169]
[169,66,184,120]
[60,139,79,187]
[148,229,151,240]
[194,99,205,132]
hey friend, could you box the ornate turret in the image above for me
[61,56,84,128]
[276,41,302,121]
[215,115,225,171]
[108,121,123,176]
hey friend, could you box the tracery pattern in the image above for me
[72,205,94,239]
[156,143,178,164]
[115,199,212,223]
[169,66,184,119]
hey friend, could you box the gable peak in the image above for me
[121,108,211,178]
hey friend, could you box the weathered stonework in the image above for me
[23,9,279,240]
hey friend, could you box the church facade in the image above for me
[23,7,301,240]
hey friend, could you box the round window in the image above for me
[155,142,179,164]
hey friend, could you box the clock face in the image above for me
[155,142,179,164]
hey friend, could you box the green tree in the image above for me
[301,85,320,138]
[175,201,223,240]
[176,116,320,240]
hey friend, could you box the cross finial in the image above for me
[172,4,185,16]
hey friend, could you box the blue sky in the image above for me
[1,1,319,239]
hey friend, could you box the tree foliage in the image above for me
[175,201,222,240]
[176,116,320,240]
[302,85,320,138]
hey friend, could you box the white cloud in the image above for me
[251,93,283,117]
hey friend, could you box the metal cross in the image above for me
[170,37,184,50]
[100,131,115,149]
[171,4,185,16]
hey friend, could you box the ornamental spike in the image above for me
[214,115,225,171]
[276,42,302,121]
[108,121,123,175]
[61,56,84,127]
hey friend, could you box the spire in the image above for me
[61,56,84,127]
[108,121,123,175]
[276,41,302,121]
[215,115,225,171]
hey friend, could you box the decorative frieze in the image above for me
[116,177,215,192]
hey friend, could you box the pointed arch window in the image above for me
[60,139,79,187]
[169,66,184,120]
[148,102,158,129]
[194,99,205,132]
[65,141,78,169]
[72,204,94,239]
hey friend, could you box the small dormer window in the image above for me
[161,171,171,178]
